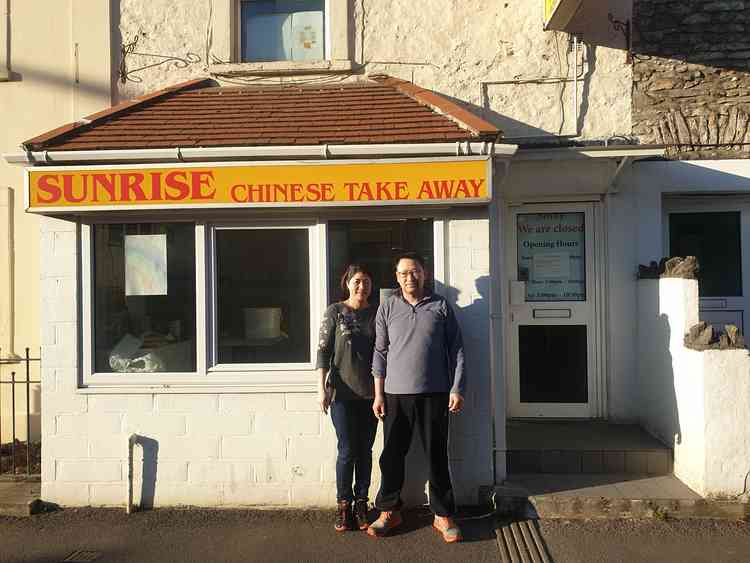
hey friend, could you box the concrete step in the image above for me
[506,421,673,475]
[496,474,750,520]
[507,448,673,475]
[0,481,43,517]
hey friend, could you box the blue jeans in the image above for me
[330,399,379,502]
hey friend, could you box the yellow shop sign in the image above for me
[25,158,492,213]
[543,0,583,31]
[544,0,558,21]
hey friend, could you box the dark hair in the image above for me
[340,263,373,292]
[393,251,426,271]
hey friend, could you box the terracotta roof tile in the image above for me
[24,76,500,151]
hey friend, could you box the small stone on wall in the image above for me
[637,256,699,279]
[684,321,747,350]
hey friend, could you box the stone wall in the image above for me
[633,0,750,158]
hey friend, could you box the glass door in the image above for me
[326,219,434,306]
[507,203,599,418]
[666,199,750,334]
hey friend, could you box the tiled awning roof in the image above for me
[23,76,500,152]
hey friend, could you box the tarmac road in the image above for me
[1,507,750,563]
[540,518,750,563]
[0,507,500,563]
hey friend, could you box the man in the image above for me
[367,251,465,543]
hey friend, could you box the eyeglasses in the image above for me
[396,269,422,279]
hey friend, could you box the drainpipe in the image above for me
[0,0,8,82]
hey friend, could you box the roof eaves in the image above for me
[371,75,500,139]
[23,77,215,150]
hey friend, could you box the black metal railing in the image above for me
[0,348,41,477]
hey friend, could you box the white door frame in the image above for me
[504,201,606,418]
[663,196,750,332]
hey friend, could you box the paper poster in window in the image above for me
[125,234,168,296]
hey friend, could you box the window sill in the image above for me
[79,369,318,393]
[0,70,9,82]
[210,59,354,77]
[76,382,317,394]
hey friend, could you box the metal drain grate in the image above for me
[61,551,102,562]
[496,519,553,563]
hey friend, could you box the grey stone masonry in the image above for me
[633,0,750,158]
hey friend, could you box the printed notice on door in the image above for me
[517,213,585,302]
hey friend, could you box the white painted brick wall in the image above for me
[90,484,127,506]
[57,461,122,482]
[446,216,495,500]
[189,462,253,484]
[40,214,493,508]
[133,460,188,482]
[157,436,220,460]
[123,413,187,436]
[221,435,285,460]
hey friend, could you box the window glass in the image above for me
[93,223,196,373]
[519,324,588,403]
[327,219,434,306]
[241,0,325,62]
[669,212,742,297]
[215,228,310,364]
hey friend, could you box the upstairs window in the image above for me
[240,0,325,62]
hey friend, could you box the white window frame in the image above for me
[78,210,445,393]
[80,218,326,391]
[81,219,208,388]
[208,220,322,374]
[235,0,331,63]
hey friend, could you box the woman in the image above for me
[316,264,378,532]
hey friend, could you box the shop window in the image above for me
[327,219,435,305]
[239,0,325,62]
[213,226,312,366]
[92,223,197,374]
[669,212,742,297]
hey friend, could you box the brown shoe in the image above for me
[366,510,403,537]
[433,515,462,543]
[334,500,351,532]
[353,499,369,531]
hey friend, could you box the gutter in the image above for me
[4,141,517,165]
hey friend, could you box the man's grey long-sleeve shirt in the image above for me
[372,292,466,395]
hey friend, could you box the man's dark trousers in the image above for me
[375,392,455,516]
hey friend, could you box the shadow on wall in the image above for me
[131,435,159,510]
[396,276,492,507]
[434,43,597,141]
[637,281,681,449]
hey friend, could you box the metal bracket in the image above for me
[119,32,202,84]
[608,13,632,64]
